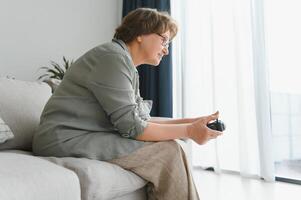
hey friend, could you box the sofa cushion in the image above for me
[112,187,146,200]
[42,156,147,200]
[0,116,14,144]
[0,78,51,150]
[0,152,81,200]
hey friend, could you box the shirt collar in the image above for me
[112,38,137,72]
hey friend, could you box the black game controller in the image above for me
[207,119,226,132]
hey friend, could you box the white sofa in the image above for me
[0,77,148,200]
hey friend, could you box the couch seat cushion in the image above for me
[42,156,147,200]
[0,152,80,200]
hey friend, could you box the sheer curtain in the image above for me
[171,0,275,181]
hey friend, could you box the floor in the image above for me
[193,168,301,200]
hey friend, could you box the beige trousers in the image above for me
[109,140,200,200]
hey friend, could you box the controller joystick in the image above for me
[207,119,226,132]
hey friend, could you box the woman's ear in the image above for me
[137,36,142,43]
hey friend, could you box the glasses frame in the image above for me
[156,33,170,49]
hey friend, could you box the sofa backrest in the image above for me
[0,78,52,151]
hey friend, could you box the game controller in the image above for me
[207,119,226,131]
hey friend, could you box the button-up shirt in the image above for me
[32,39,153,161]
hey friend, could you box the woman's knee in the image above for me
[158,140,183,158]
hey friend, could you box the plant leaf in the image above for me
[50,61,64,74]
[38,74,50,80]
[46,69,61,77]
[63,56,67,63]
[39,66,51,70]
[63,57,69,70]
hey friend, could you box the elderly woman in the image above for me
[33,8,222,200]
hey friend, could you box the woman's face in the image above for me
[140,31,170,66]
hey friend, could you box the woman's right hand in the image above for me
[186,111,223,144]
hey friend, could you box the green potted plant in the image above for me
[38,56,73,81]
[38,56,73,92]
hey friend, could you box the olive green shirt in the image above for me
[32,39,153,161]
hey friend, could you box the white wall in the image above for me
[0,0,122,81]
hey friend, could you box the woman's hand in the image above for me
[186,111,223,144]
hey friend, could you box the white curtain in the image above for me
[171,0,275,181]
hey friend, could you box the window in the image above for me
[265,0,301,181]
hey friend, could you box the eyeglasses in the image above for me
[156,33,170,49]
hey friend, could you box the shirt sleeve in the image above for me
[136,96,152,121]
[87,53,148,139]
